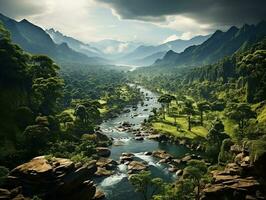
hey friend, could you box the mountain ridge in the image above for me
[154,21,266,68]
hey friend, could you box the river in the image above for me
[96,86,192,200]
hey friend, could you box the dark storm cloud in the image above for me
[96,0,266,25]
[0,0,46,18]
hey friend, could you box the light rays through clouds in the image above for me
[0,0,265,44]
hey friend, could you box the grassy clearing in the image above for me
[152,114,208,139]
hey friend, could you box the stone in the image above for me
[180,155,192,164]
[168,167,177,173]
[176,170,183,176]
[128,161,148,173]
[94,167,113,177]
[96,147,111,157]
[6,156,97,200]
[93,189,105,200]
[135,136,144,141]
[152,150,173,160]
[122,121,131,127]
[147,134,167,141]
[96,158,118,170]
[144,152,152,156]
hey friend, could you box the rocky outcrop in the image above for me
[201,163,264,200]
[3,156,97,200]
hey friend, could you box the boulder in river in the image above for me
[96,158,118,170]
[128,161,148,173]
[93,188,106,200]
[4,156,97,200]
[94,167,113,177]
[152,150,173,160]
[96,147,111,157]
[135,136,144,141]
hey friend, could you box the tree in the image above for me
[74,105,88,124]
[226,103,256,137]
[183,160,208,200]
[197,101,211,126]
[58,112,73,126]
[129,171,163,200]
[206,119,229,163]
[170,107,179,125]
[183,100,194,131]
[158,94,175,119]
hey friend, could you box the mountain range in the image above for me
[0,13,107,64]
[154,21,266,67]
[46,28,103,58]
[117,35,210,66]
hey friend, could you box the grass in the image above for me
[152,114,208,139]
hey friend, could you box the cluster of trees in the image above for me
[0,22,63,166]
[129,160,210,200]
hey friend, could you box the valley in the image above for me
[0,5,266,200]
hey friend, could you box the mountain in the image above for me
[130,51,167,66]
[118,35,210,66]
[46,28,103,57]
[154,21,266,67]
[0,13,106,64]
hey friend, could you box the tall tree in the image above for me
[197,101,211,126]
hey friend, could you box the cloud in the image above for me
[0,0,50,19]
[95,0,266,26]
[163,34,179,43]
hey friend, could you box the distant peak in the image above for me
[228,26,238,32]
[47,28,56,32]
[20,19,29,23]
[165,50,177,56]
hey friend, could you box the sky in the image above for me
[0,0,265,45]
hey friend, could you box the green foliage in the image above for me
[206,119,229,163]
[129,171,163,200]
[218,138,234,165]
[226,103,256,138]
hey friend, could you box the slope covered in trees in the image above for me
[154,21,266,68]
[0,13,106,64]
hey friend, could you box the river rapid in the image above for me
[96,86,192,200]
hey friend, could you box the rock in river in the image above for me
[96,147,111,157]
[128,161,148,173]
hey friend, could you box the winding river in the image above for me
[96,86,192,200]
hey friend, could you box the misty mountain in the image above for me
[154,21,266,67]
[46,28,103,57]
[122,51,167,66]
[118,35,210,66]
[0,13,106,64]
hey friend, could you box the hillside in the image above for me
[118,35,210,65]
[154,21,266,68]
[46,28,103,57]
[0,13,106,64]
